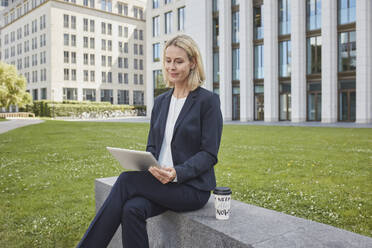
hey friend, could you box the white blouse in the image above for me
[158,95,186,180]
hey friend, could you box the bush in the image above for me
[27,101,146,118]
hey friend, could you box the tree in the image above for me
[0,62,32,111]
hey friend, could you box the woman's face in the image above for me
[164,45,194,86]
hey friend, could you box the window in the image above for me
[153,43,160,62]
[108,56,112,67]
[64,51,69,63]
[213,52,219,82]
[90,54,95,65]
[84,70,89,81]
[83,0,88,6]
[83,89,96,101]
[107,72,112,83]
[101,22,106,34]
[108,40,112,51]
[279,0,291,35]
[139,60,143,70]
[134,74,138,84]
[63,88,77,100]
[124,42,128,53]
[153,70,164,88]
[41,88,47,100]
[124,58,128,68]
[71,16,76,29]
[84,37,88,48]
[118,90,129,104]
[134,44,138,55]
[63,14,69,28]
[307,0,321,30]
[118,26,123,36]
[153,0,159,9]
[71,52,76,63]
[279,40,291,77]
[253,45,264,79]
[108,24,112,35]
[307,36,322,74]
[102,55,106,66]
[64,68,69,80]
[139,45,143,55]
[279,83,291,120]
[178,7,185,31]
[134,29,138,40]
[84,53,88,65]
[101,39,106,50]
[71,35,76,46]
[90,20,95,32]
[33,89,38,100]
[71,69,76,81]
[64,34,69,46]
[254,4,263,40]
[165,12,172,34]
[338,80,356,121]
[134,59,138,70]
[101,89,113,103]
[232,48,239,80]
[139,30,143,40]
[83,18,88,31]
[118,72,123,83]
[90,38,95,49]
[124,27,128,37]
[338,0,355,25]
[232,12,239,43]
[307,82,322,121]
[133,91,144,105]
[139,74,143,85]
[165,0,171,4]
[90,71,95,82]
[213,17,219,47]
[101,72,106,83]
[338,31,356,72]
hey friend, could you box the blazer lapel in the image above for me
[172,87,199,137]
[158,89,173,149]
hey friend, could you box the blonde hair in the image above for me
[162,35,205,91]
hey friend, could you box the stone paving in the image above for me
[0,119,44,134]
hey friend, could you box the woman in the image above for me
[77,34,223,248]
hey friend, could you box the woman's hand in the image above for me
[148,166,176,184]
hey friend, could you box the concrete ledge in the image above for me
[95,177,372,248]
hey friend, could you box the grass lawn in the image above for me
[0,120,371,247]
[0,118,8,122]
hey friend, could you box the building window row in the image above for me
[152,7,185,37]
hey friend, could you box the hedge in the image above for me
[25,101,146,117]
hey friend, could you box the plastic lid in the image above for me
[213,187,232,195]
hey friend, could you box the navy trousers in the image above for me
[77,171,210,248]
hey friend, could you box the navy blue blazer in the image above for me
[146,87,223,191]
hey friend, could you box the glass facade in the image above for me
[307,36,322,74]
[254,85,264,121]
[254,4,263,40]
[232,48,240,81]
[213,51,219,83]
[254,45,264,79]
[279,83,291,121]
[133,91,144,105]
[232,12,239,43]
[307,0,321,30]
[307,82,321,121]
[338,0,356,25]
[338,31,356,72]
[339,80,356,121]
[279,0,291,35]
[213,17,219,47]
[279,40,291,77]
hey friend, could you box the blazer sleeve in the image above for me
[146,101,157,157]
[174,93,223,184]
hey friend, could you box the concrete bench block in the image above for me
[95,177,372,248]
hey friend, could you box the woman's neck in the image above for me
[173,84,190,99]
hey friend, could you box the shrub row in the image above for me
[24,101,146,117]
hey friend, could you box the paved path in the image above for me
[59,116,372,128]
[0,119,44,134]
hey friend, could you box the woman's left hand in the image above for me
[148,166,176,184]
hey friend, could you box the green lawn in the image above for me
[0,118,8,121]
[0,121,371,247]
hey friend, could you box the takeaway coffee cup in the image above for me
[213,187,232,220]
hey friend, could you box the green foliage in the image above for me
[0,122,371,247]
[0,62,32,110]
[27,101,146,117]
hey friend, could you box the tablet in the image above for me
[106,147,159,171]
